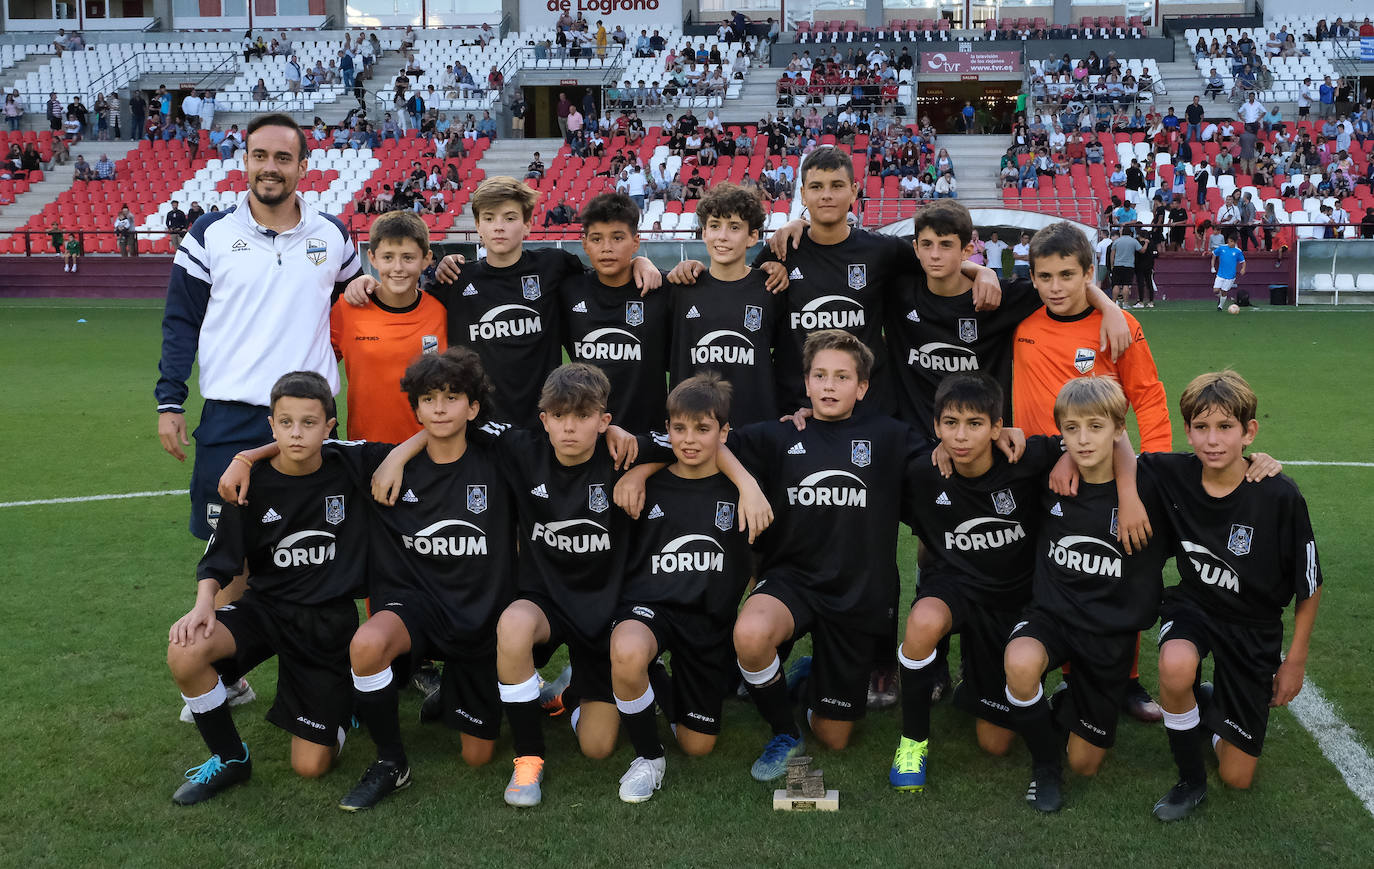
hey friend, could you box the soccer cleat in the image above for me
[889,736,928,791]
[1153,780,1207,821]
[1195,680,1215,714]
[867,664,898,710]
[411,661,442,698]
[1132,301,1145,308]
[539,665,573,717]
[338,759,412,811]
[171,744,251,806]
[785,655,812,703]
[504,755,545,807]
[618,755,666,803]
[750,733,804,782]
[1026,764,1064,813]
[929,659,953,703]
[179,677,257,723]
[1123,678,1163,723]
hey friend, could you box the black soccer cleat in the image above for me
[1195,680,1215,715]
[1025,764,1063,813]
[172,744,252,806]
[339,759,412,812]
[411,661,442,698]
[1153,780,1207,822]
[419,687,442,723]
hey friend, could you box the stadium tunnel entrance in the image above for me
[914,79,1019,135]
[521,84,603,140]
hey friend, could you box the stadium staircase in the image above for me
[466,136,566,235]
[0,138,141,234]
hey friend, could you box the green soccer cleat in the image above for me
[750,733,804,782]
[889,736,928,791]
[171,744,251,806]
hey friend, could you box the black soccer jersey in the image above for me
[1031,472,1170,634]
[729,414,927,625]
[1141,453,1323,627]
[887,276,1042,431]
[430,248,584,426]
[753,227,914,414]
[482,423,674,641]
[901,436,1064,607]
[668,269,782,426]
[561,271,671,433]
[621,470,753,623]
[196,452,367,605]
[331,441,517,640]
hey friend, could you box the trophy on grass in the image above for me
[773,755,838,811]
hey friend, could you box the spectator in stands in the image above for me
[934,170,957,199]
[3,93,21,132]
[1203,69,1224,101]
[544,199,575,228]
[1318,76,1337,119]
[475,110,497,140]
[71,153,93,182]
[93,152,115,181]
[62,112,82,144]
[284,55,302,95]
[163,199,188,249]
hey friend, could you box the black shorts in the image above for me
[524,593,614,705]
[213,592,357,746]
[188,399,272,540]
[1158,589,1282,757]
[1111,266,1136,286]
[613,603,734,735]
[751,576,886,722]
[1011,608,1135,749]
[1298,105,1310,117]
[916,572,1025,730]
[373,593,500,740]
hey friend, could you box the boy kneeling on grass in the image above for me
[167,372,363,805]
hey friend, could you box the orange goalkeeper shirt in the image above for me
[1012,306,1173,452]
[330,292,447,444]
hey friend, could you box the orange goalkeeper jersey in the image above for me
[1012,306,1172,452]
[330,292,447,444]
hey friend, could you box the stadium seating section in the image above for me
[793,16,1145,42]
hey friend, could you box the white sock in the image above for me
[570,706,582,734]
[897,644,937,671]
[498,673,541,704]
[351,667,393,693]
[337,726,347,750]
[1211,733,1221,752]
[739,655,780,686]
[1162,704,1201,731]
[182,678,227,714]
[615,686,655,716]
[1005,684,1044,708]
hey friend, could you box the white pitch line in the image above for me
[1289,679,1374,818]
[0,489,185,508]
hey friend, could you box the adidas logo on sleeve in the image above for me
[261,507,282,523]
[787,442,807,455]
[531,484,549,498]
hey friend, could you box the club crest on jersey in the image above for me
[521,275,541,301]
[467,485,488,514]
[1227,524,1254,556]
[847,263,867,290]
[325,494,346,525]
[206,503,222,529]
[851,439,872,468]
[588,484,609,513]
[625,300,644,327]
[958,318,978,344]
[1074,348,1096,374]
[304,238,327,265]
[421,334,439,354]
[1110,508,1119,538]
[744,304,763,332]
[992,489,1016,516]
[715,500,736,532]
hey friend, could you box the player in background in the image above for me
[561,192,671,433]
[329,210,446,443]
[607,373,754,802]
[668,183,786,426]
[343,176,661,426]
[165,372,364,805]
[1014,222,1173,722]
[1210,231,1246,311]
[1003,378,1168,813]
[1143,371,1320,821]
[892,373,1139,793]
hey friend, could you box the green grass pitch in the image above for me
[2,299,1372,866]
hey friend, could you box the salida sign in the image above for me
[521,0,681,29]
[919,51,1022,74]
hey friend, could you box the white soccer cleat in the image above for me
[618,756,666,803]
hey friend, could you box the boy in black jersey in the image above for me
[729,330,927,780]
[562,192,670,433]
[668,183,784,426]
[343,176,661,426]
[1144,371,1321,821]
[166,372,363,806]
[609,373,753,803]
[1004,378,1167,813]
